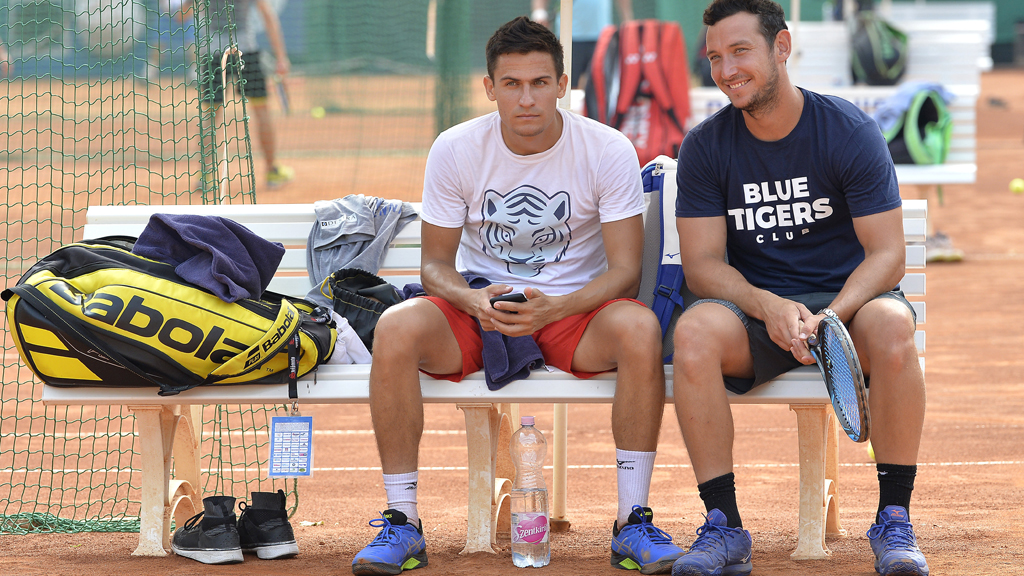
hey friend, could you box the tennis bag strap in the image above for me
[584,24,620,125]
[8,283,302,396]
[639,156,686,362]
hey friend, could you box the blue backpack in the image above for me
[638,156,687,362]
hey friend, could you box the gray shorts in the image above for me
[685,291,916,395]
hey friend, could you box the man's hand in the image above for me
[790,310,831,366]
[760,297,818,365]
[275,54,290,77]
[484,287,556,337]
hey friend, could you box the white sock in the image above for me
[616,449,656,527]
[383,471,419,525]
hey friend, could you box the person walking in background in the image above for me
[144,0,196,84]
[178,0,293,191]
[669,1,929,575]
[351,16,684,575]
[530,0,633,89]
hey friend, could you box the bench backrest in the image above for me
[688,84,978,167]
[882,1,996,47]
[82,198,927,354]
[788,19,991,88]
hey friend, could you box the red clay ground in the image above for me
[5,69,1024,575]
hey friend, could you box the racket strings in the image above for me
[820,328,862,438]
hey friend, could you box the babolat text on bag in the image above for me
[2,237,337,396]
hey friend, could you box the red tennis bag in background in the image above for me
[584,19,691,166]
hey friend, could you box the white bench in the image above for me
[40,197,928,561]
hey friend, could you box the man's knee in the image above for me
[373,299,443,355]
[853,300,919,368]
[610,303,662,347]
[672,304,748,381]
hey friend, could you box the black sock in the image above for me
[877,463,917,523]
[697,473,742,528]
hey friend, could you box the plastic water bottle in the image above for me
[509,415,550,568]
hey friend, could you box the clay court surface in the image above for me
[5,70,1024,575]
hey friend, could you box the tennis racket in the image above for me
[274,74,290,115]
[807,312,870,443]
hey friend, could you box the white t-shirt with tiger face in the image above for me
[421,108,644,296]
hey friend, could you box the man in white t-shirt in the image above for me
[351,16,683,576]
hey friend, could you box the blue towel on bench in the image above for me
[403,274,545,390]
[872,81,955,133]
[133,213,286,302]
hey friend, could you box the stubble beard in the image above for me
[733,61,781,119]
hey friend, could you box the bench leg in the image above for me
[550,403,570,532]
[168,406,204,534]
[129,405,177,556]
[128,405,204,557]
[824,411,845,537]
[457,402,513,554]
[789,404,832,560]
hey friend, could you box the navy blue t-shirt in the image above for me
[675,88,901,296]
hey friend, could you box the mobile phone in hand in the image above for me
[490,292,527,312]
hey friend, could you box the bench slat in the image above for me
[41,352,928,407]
[40,365,828,406]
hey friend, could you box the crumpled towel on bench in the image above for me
[132,213,286,302]
[403,274,545,391]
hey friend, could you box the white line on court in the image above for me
[4,460,1022,475]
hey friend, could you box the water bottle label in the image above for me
[511,512,549,544]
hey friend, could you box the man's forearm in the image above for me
[544,264,640,324]
[420,261,477,312]
[684,257,778,321]
[824,250,905,323]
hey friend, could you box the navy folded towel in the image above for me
[133,213,286,302]
[402,275,544,390]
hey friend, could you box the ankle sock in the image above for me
[383,471,419,524]
[697,473,742,528]
[877,463,916,523]
[615,449,656,527]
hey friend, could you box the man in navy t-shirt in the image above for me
[668,2,929,576]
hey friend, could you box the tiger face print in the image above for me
[479,186,572,278]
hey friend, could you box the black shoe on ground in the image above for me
[171,495,244,564]
[238,489,299,559]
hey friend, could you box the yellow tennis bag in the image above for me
[3,237,337,396]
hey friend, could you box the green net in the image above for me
[0,0,289,534]
[0,0,672,536]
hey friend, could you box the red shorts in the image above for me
[420,296,644,382]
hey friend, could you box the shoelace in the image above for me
[366,514,402,547]
[629,505,675,544]
[689,514,738,557]
[182,510,205,531]
[867,518,917,550]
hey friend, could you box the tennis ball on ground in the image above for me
[1010,178,1024,194]
[310,106,326,119]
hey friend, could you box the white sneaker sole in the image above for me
[172,544,244,564]
[247,541,300,559]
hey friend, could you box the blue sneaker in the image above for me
[611,505,685,574]
[867,506,930,576]
[352,509,427,575]
[671,509,752,576]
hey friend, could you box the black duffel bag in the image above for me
[327,268,404,352]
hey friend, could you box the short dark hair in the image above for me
[485,16,564,80]
[703,0,788,50]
